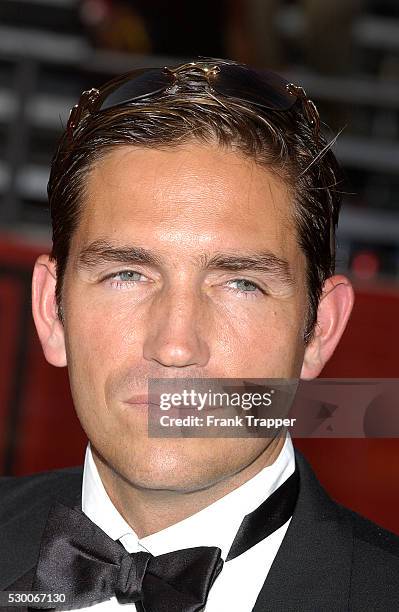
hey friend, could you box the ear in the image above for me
[32,254,67,367]
[301,275,354,380]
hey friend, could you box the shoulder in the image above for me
[341,502,399,565]
[349,506,399,553]
[336,502,399,607]
[295,447,399,562]
[0,466,83,517]
[0,466,84,589]
[294,448,399,605]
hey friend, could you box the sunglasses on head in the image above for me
[67,60,320,143]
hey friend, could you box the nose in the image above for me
[142,282,211,369]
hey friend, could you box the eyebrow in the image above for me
[76,239,295,285]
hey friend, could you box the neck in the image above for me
[92,435,287,538]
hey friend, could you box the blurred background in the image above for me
[0,0,398,533]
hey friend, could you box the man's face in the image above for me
[61,142,308,491]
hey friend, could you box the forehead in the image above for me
[75,143,296,255]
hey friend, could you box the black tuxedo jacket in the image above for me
[1,449,399,611]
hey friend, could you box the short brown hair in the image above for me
[48,58,344,342]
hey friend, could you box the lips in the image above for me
[124,394,160,406]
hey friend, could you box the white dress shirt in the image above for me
[78,432,295,612]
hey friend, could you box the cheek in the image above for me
[66,298,143,367]
[220,302,305,376]
[63,306,131,419]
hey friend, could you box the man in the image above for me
[1,58,398,611]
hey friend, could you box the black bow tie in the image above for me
[30,465,299,611]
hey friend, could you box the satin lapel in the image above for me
[252,450,353,612]
[0,472,83,591]
[1,568,36,612]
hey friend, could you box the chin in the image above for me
[118,462,210,493]
[109,441,224,493]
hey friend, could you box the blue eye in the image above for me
[102,270,146,289]
[227,279,261,293]
[114,271,143,282]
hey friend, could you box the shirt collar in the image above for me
[82,443,133,541]
[82,432,295,559]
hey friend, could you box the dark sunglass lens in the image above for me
[99,68,175,111]
[212,65,296,110]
